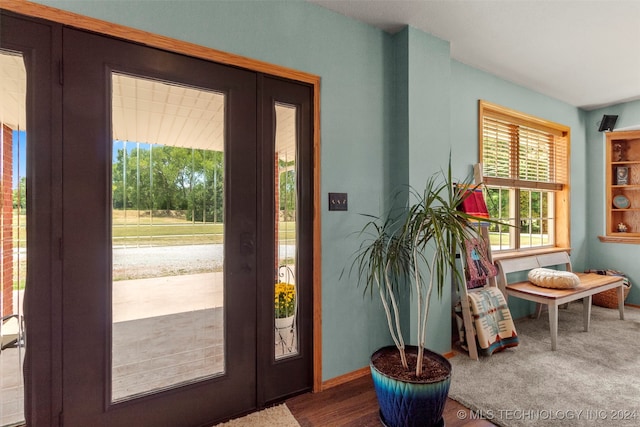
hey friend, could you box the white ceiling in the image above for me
[3,0,638,144]
[309,0,640,110]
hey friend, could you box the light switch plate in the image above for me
[328,193,348,211]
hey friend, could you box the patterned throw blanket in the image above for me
[467,287,519,356]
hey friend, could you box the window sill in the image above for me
[491,247,571,262]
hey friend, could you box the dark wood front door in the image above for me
[58,27,313,427]
[1,12,314,425]
[61,27,258,426]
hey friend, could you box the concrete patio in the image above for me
[0,272,297,425]
[1,289,24,427]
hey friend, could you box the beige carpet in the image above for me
[213,404,300,427]
[449,302,640,426]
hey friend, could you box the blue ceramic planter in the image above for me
[370,346,451,427]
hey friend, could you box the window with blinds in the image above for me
[479,100,570,251]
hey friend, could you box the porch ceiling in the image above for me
[0,51,25,131]
[0,53,296,160]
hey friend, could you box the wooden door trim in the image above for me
[1,0,323,393]
[0,1,318,84]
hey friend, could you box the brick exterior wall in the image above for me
[2,124,14,317]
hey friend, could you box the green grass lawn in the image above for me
[9,211,549,290]
[112,211,296,246]
[488,231,550,248]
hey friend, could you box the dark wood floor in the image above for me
[286,374,496,426]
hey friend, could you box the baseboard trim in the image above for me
[321,366,370,391]
[321,349,456,391]
[442,350,456,359]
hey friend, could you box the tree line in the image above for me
[485,187,549,233]
[112,143,297,223]
[112,144,224,222]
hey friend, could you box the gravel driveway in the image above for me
[113,244,295,280]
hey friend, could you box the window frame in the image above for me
[478,100,571,254]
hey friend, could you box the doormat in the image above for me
[213,404,300,427]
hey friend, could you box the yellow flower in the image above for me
[274,282,296,318]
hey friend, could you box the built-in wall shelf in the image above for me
[599,130,640,244]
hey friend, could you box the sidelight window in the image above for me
[274,103,299,359]
[0,49,27,427]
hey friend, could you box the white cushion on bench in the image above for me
[528,268,580,289]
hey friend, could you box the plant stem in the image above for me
[417,249,438,376]
[376,271,407,368]
[384,263,407,369]
[413,229,424,376]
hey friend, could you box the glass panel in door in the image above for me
[274,103,298,359]
[111,73,226,401]
[0,50,26,427]
[259,76,313,404]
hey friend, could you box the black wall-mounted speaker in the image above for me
[598,114,618,132]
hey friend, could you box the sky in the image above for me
[12,130,26,189]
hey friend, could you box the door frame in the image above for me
[0,10,63,427]
[1,0,323,398]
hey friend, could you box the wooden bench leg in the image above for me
[549,304,558,351]
[582,296,592,332]
[618,285,625,320]
[461,299,479,360]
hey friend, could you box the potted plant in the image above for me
[274,281,296,329]
[349,160,486,427]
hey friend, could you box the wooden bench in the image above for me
[495,251,626,351]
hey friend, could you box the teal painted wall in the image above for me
[449,61,588,319]
[403,27,453,354]
[31,0,597,380]
[586,101,640,305]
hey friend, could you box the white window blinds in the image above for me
[481,104,569,191]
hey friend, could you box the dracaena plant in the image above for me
[349,158,491,376]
